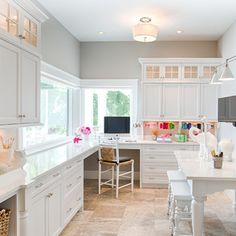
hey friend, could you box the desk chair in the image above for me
[98,139,134,199]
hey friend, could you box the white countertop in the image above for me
[175,150,236,181]
[23,141,99,183]
[0,139,199,201]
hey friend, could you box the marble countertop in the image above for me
[175,150,236,181]
[23,141,99,183]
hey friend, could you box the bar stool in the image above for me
[167,170,186,216]
[170,181,192,236]
[98,139,134,199]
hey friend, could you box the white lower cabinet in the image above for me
[141,144,196,187]
[29,182,61,236]
[27,157,83,236]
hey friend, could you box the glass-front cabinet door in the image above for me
[163,65,180,80]
[183,65,199,80]
[0,0,19,37]
[23,15,38,48]
[144,64,162,80]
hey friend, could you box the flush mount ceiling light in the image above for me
[210,55,236,85]
[133,17,158,42]
[177,30,184,34]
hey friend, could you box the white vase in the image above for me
[83,135,90,142]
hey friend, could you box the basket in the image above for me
[213,157,223,169]
[0,209,11,236]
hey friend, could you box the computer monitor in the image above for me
[104,116,130,134]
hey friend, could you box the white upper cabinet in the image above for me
[139,58,220,121]
[181,84,200,120]
[0,0,47,126]
[21,51,40,123]
[0,39,20,125]
[200,84,218,121]
[162,84,180,120]
[142,83,162,120]
[139,58,221,82]
[0,0,48,55]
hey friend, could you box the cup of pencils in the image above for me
[211,150,223,169]
[0,136,15,163]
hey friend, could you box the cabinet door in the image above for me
[0,39,21,124]
[182,65,199,80]
[228,96,236,121]
[142,84,162,120]
[144,64,162,80]
[200,84,218,120]
[0,0,21,45]
[48,184,62,236]
[162,84,180,120]
[181,84,200,120]
[21,50,40,123]
[20,10,41,53]
[163,64,180,81]
[28,194,47,236]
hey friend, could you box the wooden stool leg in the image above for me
[116,165,119,199]
[111,166,114,188]
[98,162,101,194]
[131,160,134,192]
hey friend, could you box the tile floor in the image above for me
[60,180,236,236]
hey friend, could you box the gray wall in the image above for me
[218,21,236,146]
[33,0,80,77]
[80,41,218,79]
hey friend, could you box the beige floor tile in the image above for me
[60,180,236,236]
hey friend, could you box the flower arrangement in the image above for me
[74,126,91,144]
[79,126,91,135]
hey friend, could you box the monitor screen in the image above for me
[104,116,130,134]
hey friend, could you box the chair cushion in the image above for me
[119,156,132,162]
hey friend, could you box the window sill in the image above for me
[23,137,73,156]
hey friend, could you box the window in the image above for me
[23,78,71,148]
[83,88,132,133]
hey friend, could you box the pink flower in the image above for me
[75,126,91,136]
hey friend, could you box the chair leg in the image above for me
[131,160,134,192]
[111,166,114,188]
[98,162,101,194]
[167,183,171,215]
[116,165,119,199]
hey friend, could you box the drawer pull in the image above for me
[66,165,72,170]
[67,207,72,214]
[35,183,43,189]
[47,193,53,198]
[77,197,81,202]
[67,183,72,188]
[53,173,60,178]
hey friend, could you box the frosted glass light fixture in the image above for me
[210,69,222,85]
[133,17,158,42]
[219,62,235,81]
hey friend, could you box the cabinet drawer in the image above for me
[63,158,83,175]
[63,170,82,198]
[31,169,62,197]
[143,173,168,184]
[143,163,178,173]
[143,144,194,154]
[143,153,177,163]
[63,183,82,222]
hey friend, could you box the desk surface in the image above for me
[175,150,236,181]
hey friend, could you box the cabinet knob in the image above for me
[18,35,26,39]
[22,115,26,118]
[47,193,53,198]
[18,115,22,118]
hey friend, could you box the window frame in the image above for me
[19,62,80,154]
[80,79,138,136]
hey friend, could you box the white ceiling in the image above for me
[37,0,236,42]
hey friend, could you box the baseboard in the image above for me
[85,170,140,180]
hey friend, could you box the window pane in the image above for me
[23,78,69,148]
[84,88,132,133]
